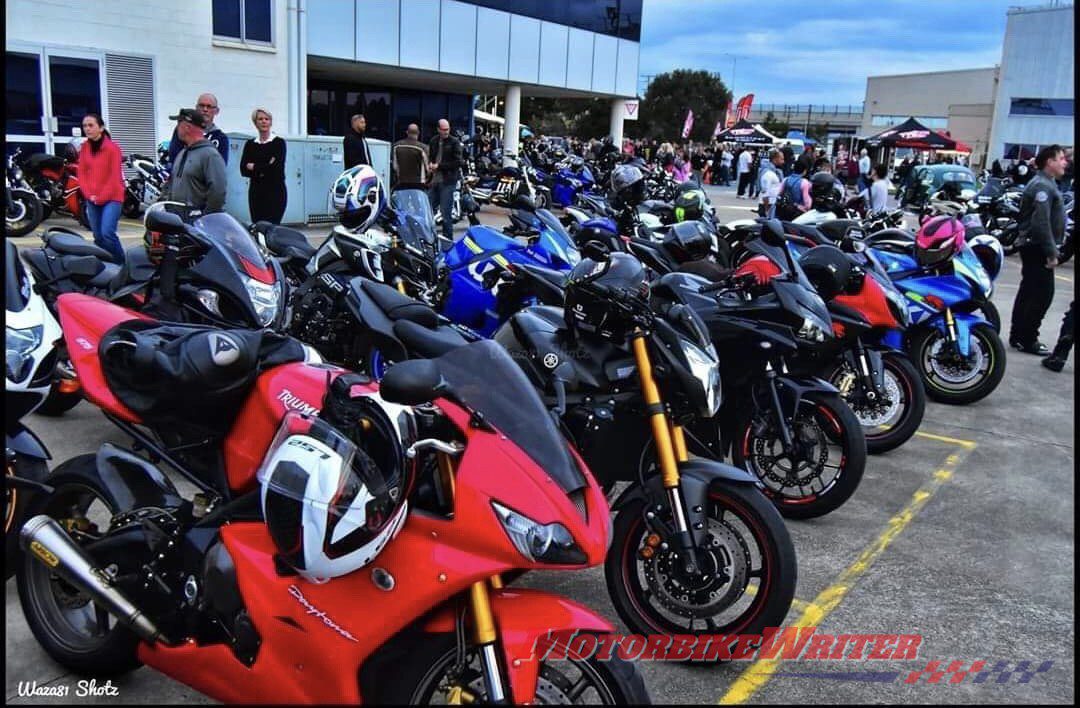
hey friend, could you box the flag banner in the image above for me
[682,109,695,139]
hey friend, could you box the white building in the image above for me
[985,1,1075,162]
[5,0,642,164]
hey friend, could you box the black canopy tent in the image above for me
[715,119,779,146]
[863,117,957,150]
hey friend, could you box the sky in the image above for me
[638,0,1053,106]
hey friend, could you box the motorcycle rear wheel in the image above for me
[377,633,651,704]
[16,460,142,676]
[6,188,44,237]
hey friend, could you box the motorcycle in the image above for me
[972,178,1022,255]
[122,153,170,218]
[470,153,550,210]
[16,147,90,228]
[5,240,58,576]
[6,148,45,237]
[17,259,648,702]
[865,230,1007,405]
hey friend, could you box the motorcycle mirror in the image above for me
[144,208,187,235]
[512,194,537,212]
[759,219,787,248]
[582,240,611,262]
[379,358,449,406]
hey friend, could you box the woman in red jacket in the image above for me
[78,113,126,263]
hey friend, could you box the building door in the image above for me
[5,46,106,158]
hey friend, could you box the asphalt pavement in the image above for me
[5,186,1075,704]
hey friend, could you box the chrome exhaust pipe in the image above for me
[20,515,166,644]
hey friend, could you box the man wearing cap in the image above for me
[164,109,227,214]
[167,93,229,168]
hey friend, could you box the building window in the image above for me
[213,0,273,45]
[461,0,642,41]
[1009,98,1074,117]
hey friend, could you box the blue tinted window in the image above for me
[212,0,242,39]
[1009,98,1074,116]
[461,0,641,41]
[6,52,44,136]
[245,0,272,42]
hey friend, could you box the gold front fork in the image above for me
[631,333,681,489]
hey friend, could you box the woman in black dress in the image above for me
[240,108,287,223]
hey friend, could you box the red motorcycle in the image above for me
[16,280,648,701]
[17,146,89,228]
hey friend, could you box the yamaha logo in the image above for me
[209,333,240,366]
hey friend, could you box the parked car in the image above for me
[899,164,978,209]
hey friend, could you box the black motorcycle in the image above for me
[6,148,45,237]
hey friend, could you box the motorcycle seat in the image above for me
[259,222,316,261]
[108,247,156,295]
[360,280,439,328]
[817,219,863,243]
[89,262,122,288]
[392,319,468,358]
[518,264,567,292]
[782,222,830,246]
[26,154,66,172]
[45,229,115,261]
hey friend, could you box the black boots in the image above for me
[1041,336,1073,372]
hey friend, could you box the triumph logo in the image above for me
[277,389,320,416]
[288,585,359,642]
[209,333,240,366]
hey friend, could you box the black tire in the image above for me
[376,633,650,704]
[604,483,796,655]
[827,352,926,455]
[732,392,866,519]
[122,194,142,219]
[979,300,1002,332]
[910,323,1006,405]
[5,455,49,579]
[1058,234,1073,265]
[16,459,142,676]
[6,188,44,237]
[36,382,82,416]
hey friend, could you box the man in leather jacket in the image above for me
[427,119,463,242]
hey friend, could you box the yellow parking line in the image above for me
[718,442,976,705]
[913,430,978,449]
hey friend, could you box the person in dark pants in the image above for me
[240,108,287,224]
[1042,301,1074,371]
[427,118,463,243]
[343,114,372,169]
[1010,144,1068,354]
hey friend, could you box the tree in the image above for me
[808,122,831,143]
[761,111,789,139]
[633,69,732,142]
[520,97,612,139]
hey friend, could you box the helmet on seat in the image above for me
[663,220,713,263]
[809,173,839,210]
[332,165,386,231]
[610,164,646,209]
[564,251,648,342]
[915,215,965,268]
[259,412,408,582]
[673,188,708,222]
[798,244,853,301]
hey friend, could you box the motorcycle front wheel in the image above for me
[910,323,1006,405]
[6,187,44,237]
[605,483,795,656]
[5,454,49,579]
[376,633,651,704]
[732,392,867,519]
[826,352,926,455]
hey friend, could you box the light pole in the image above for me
[720,54,737,100]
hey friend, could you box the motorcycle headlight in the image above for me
[6,325,42,383]
[679,339,721,416]
[243,276,281,327]
[492,501,586,565]
[796,317,828,343]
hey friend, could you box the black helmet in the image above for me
[663,220,713,263]
[797,244,852,301]
[673,188,707,222]
[574,219,621,252]
[564,252,648,342]
[810,172,839,210]
[610,164,645,209]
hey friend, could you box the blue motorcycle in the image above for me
[549,156,601,208]
[863,231,1006,405]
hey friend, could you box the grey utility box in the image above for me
[225,133,390,226]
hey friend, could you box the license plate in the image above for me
[496,178,517,195]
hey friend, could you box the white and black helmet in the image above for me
[258,412,408,582]
[331,165,386,231]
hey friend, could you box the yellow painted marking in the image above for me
[1055,274,1072,283]
[718,443,975,705]
[745,583,817,614]
[914,430,978,449]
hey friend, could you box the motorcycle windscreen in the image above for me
[391,189,438,251]
[435,339,586,494]
[192,212,273,278]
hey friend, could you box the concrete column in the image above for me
[503,85,522,166]
[609,99,625,148]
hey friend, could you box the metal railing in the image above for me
[747,103,865,117]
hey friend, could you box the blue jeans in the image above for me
[85,200,125,263]
[428,178,459,243]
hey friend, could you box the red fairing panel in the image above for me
[833,274,899,329]
[55,293,149,423]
